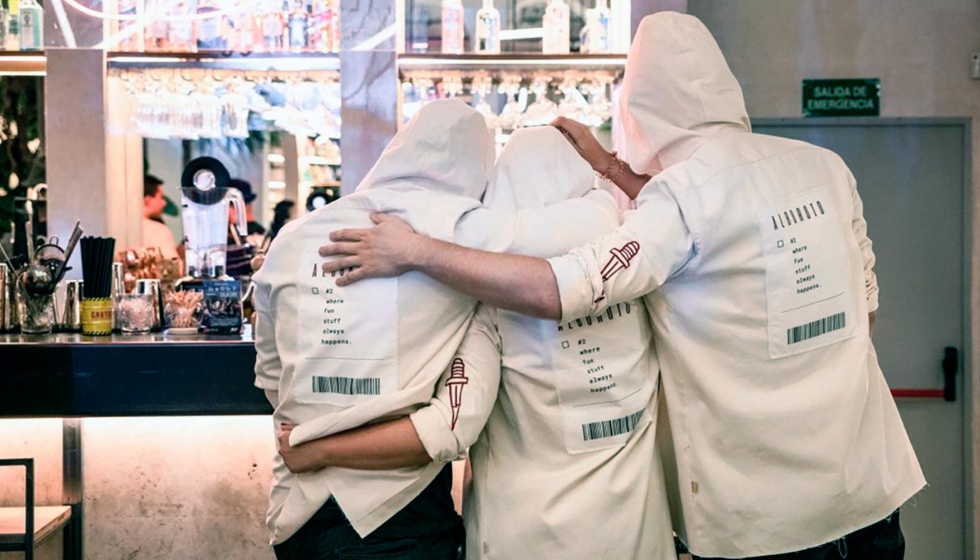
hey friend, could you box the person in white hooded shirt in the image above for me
[318,12,925,560]
[461,126,676,560]
[254,99,616,559]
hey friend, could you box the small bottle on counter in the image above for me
[474,0,500,54]
[440,0,464,54]
[17,0,42,51]
[542,0,569,54]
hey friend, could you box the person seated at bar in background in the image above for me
[141,174,179,261]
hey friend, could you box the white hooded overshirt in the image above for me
[462,127,675,560]
[547,13,925,557]
[253,100,617,545]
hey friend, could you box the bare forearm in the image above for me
[412,236,561,320]
[304,418,432,471]
[612,169,652,200]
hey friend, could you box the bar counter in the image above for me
[0,329,271,417]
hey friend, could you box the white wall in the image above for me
[686,0,980,555]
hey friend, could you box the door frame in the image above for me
[753,117,975,555]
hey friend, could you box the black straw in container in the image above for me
[80,236,116,335]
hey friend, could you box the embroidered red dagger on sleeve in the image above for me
[601,241,641,281]
[446,358,469,430]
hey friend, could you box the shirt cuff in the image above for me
[867,285,879,314]
[548,253,600,321]
[254,376,279,391]
[409,405,460,464]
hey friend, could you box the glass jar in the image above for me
[16,282,54,335]
[115,293,156,334]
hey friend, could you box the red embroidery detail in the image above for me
[445,358,469,430]
[600,241,641,281]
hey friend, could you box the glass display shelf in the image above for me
[107,50,341,71]
[398,52,625,72]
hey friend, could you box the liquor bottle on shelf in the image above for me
[195,0,226,50]
[229,3,256,51]
[474,0,500,54]
[117,0,142,51]
[580,0,610,53]
[168,0,196,51]
[17,0,41,51]
[5,0,18,51]
[143,0,169,51]
[310,0,327,51]
[407,1,428,53]
[542,0,569,54]
[440,0,463,54]
[287,0,309,52]
[326,0,339,52]
[258,0,284,51]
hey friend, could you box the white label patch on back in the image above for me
[293,240,399,405]
[758,189,858,358]
[554,300,653,454]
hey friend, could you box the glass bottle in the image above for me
[168,0,196,51]
[144,0,169,50]
[229,1,256,51]
[327,0,340,52]
[474,0,499,54]
[195,0,225,50]
[287,0,309,52]
[310,0,326,51]
[5,0,18,51]
[17,0,41,51]
[581,0,609,53]
[258,0,284,51]
[542,0,568,54]
[117,0,142,51]
[440,0,463,54]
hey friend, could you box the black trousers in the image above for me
[693,510,905,560]
[274,464,464,560]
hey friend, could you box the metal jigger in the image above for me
[61,280,83,332]
[134,279,163,331]
[0,263,18,332]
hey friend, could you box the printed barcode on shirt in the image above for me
[581,410,645,442]
[311,376,381,395]
[786,312,846,345]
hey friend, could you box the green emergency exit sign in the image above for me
[802,79,880,117]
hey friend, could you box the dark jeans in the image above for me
[694,510,905,560]
[274,464,464,560]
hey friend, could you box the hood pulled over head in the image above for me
[484,126,594,212]
[620,12,751,174]
[356,98,495,200]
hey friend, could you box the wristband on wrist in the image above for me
[596,151,627,183]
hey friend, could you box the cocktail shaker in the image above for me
[135,279,163,331]
[111,262,124,331]
[62,280,83,332]
[0,263,18,332]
